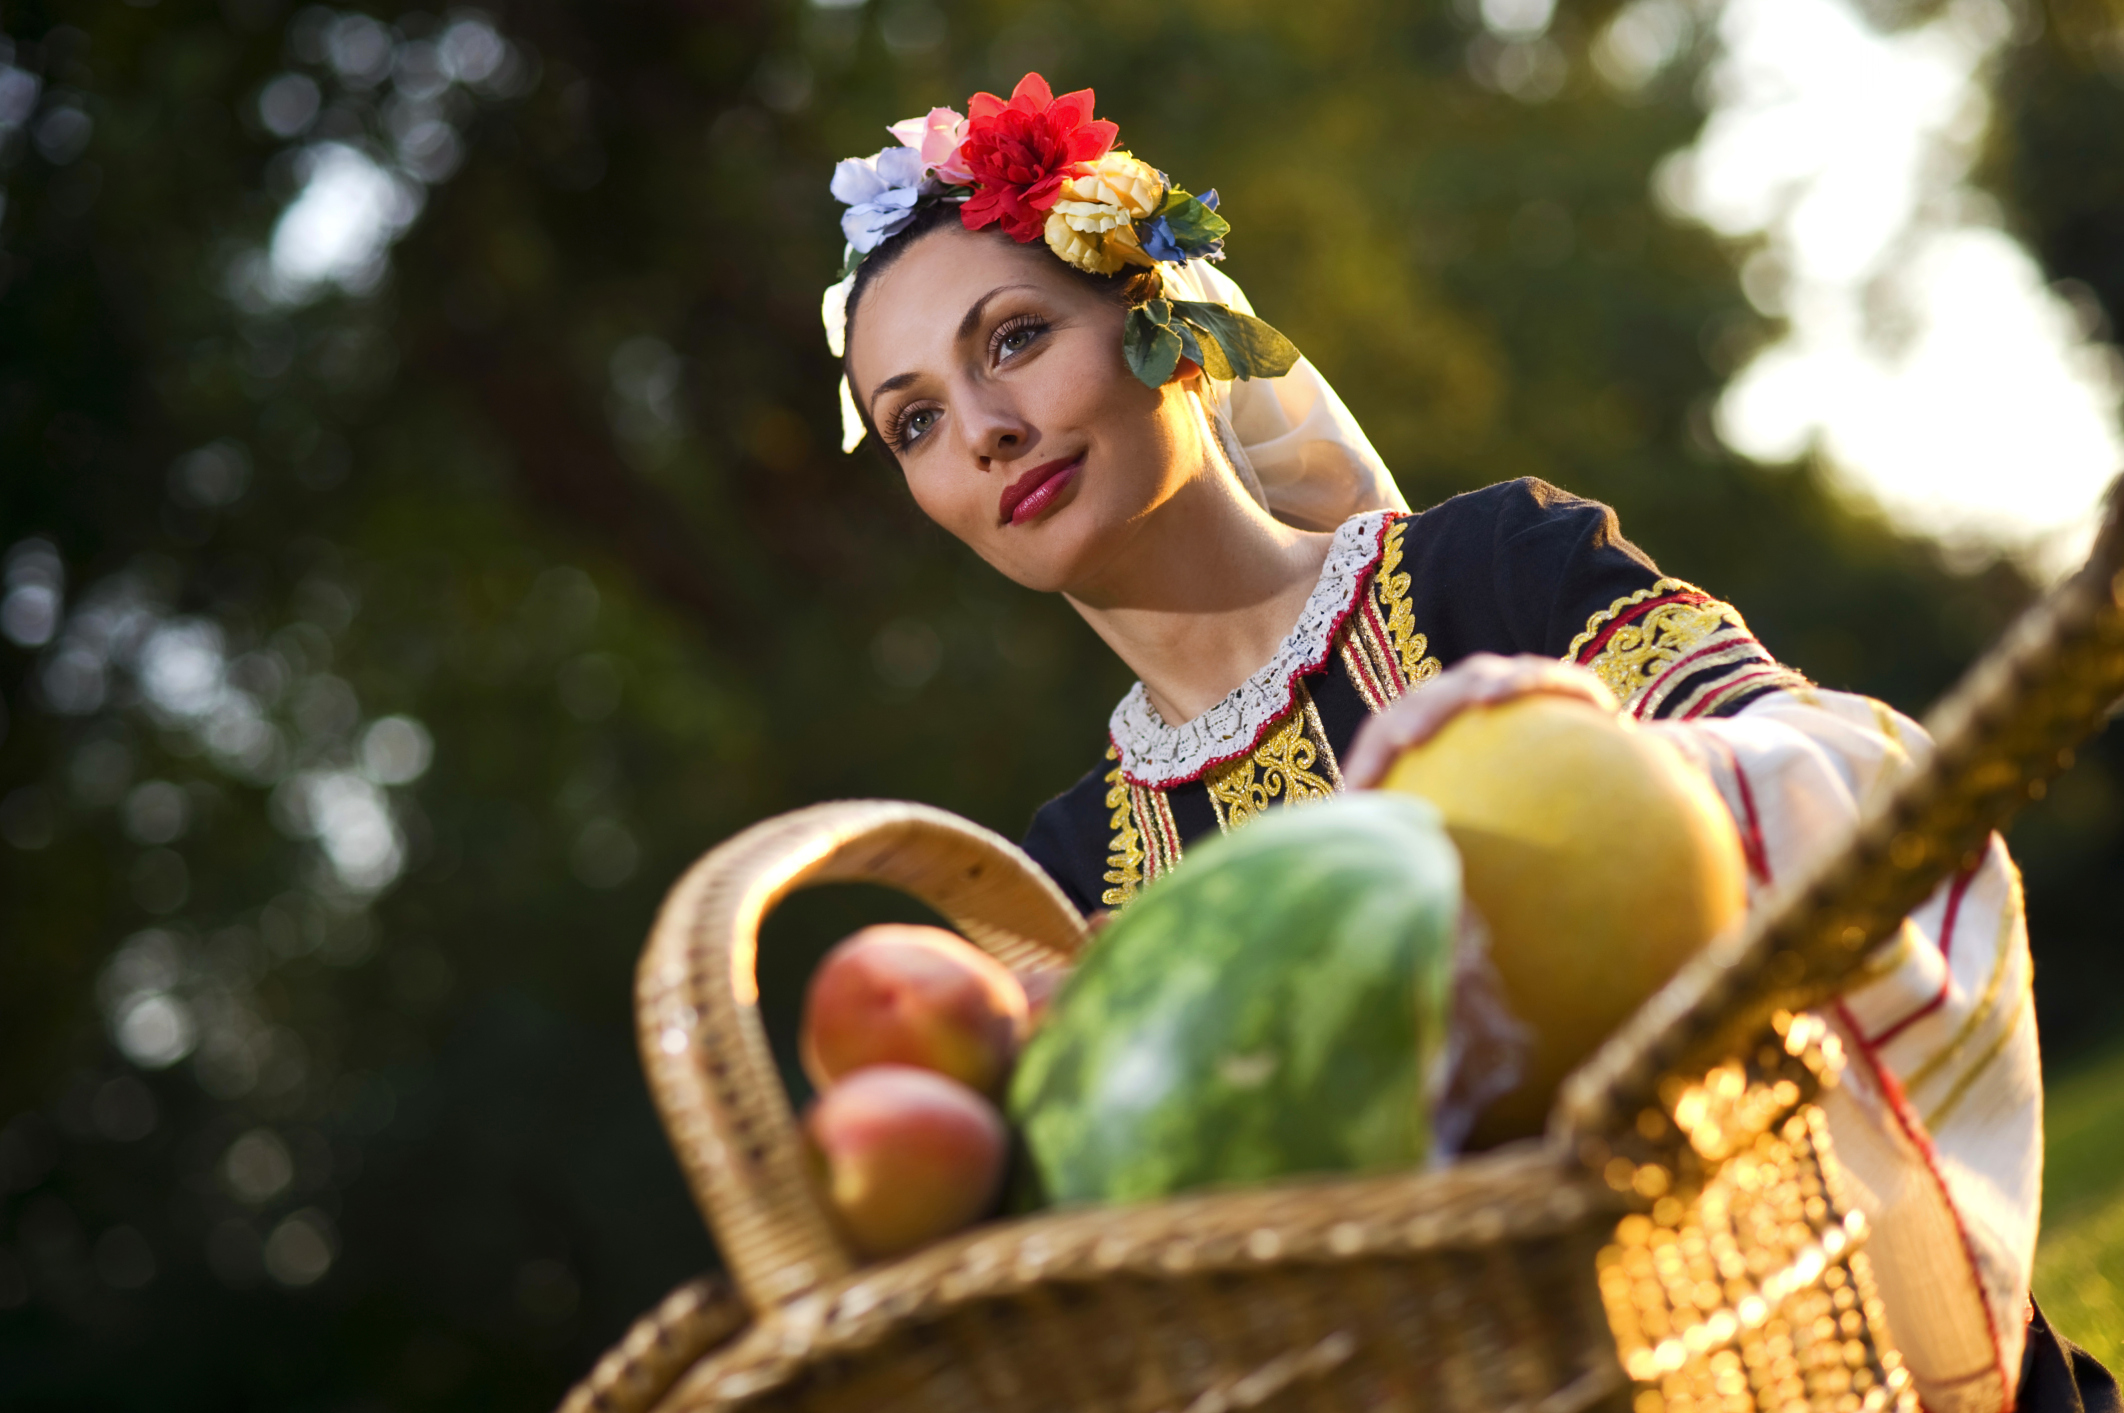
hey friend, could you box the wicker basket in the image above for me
[563,490,2124,1413]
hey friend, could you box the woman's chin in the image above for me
[981,506,1109,594]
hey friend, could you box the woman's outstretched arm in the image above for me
[1348,655,2044,1413]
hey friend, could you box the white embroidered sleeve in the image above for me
[1648,689,2040,1413]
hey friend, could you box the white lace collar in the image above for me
[1108,511,1394,787]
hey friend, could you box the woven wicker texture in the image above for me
[563,485,2124,1413]
[635,801,1089,1311]
[559,1277,747,1413]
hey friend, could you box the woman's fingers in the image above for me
[1340,653,1618,790]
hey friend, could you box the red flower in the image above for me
[958,73,1119,243]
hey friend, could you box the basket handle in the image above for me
[635,799,1088,1313]
[1556,477,2124,1140]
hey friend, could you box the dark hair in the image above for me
[840,203,1160,453]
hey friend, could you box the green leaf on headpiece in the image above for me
[1175,313,1236,380]
[838,247,863,280]
[1155,188,1232,250]
[1124,299,1184,389]
[1172,317,1204,371]
[1171,301,1301,380]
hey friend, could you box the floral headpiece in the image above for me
[825,73,1300,450]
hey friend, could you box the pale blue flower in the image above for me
[831,146,928,254]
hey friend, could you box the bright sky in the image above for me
[1666,0,2124,574]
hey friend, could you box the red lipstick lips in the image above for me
[997,456,1083,527]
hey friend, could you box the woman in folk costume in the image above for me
[824,73,2112,1413]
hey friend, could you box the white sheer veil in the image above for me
[1158,261,1407,530]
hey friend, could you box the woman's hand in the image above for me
[1340,653,1619,790]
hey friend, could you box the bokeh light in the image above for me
[1673,0,2123,566]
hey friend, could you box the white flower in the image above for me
[822,269,854,358]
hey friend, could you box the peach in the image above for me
[804,1065,1009,1259]
[800,924,1028,1098]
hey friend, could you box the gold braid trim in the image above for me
[1339,630,1395,713]
[1138,783,1183,881]
[1099,745,1145,909]
[1375,518,1442,689]
[1204,686,1340,832]
[1103,519,1434,900]
[1568,576,1750,710]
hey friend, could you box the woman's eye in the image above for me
[902,407,940,444]
[996,321,1046,360]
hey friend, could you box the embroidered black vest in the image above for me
[1021,479,1807,916]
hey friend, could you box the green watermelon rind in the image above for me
[1008,792,1462,1206]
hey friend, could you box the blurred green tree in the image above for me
[0,0,2114,1406]
[1978,0,2124,1054]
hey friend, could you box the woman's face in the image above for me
[845,223,1207,595]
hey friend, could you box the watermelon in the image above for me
[1007,793,1461,1205]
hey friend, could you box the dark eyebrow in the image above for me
[868,283,1042,415]
[958,282,1037,342]
[867,372,920,417]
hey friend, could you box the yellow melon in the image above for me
[1380,695,1748,1144]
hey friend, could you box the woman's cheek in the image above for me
[902,460,989,545]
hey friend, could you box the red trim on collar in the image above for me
[1110,512,1401,789]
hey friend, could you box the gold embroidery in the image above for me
[1134,781,1184,882]
[1100,746,1144,908]
[1924,981,2030,1131]
[1205,689,1339,831]
[1569,577,1748,707]
[1904,863,2020,1096]
[1669,660,1810,721]
[1374,518,1443,688]
[1101,519,1438,896]
[1298,687,1345,791]
[1340,594,1405,712]
[1567,576,1688,661]
[1339,635,1392,713]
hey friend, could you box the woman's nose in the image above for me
[960,392,1035,467]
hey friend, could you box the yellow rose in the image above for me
[1048,199,1130,235]
[1044,210,1128,275]
[1102,221,1159,269]
[1060,151,1164,219]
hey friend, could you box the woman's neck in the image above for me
[1063,470,1336,728]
